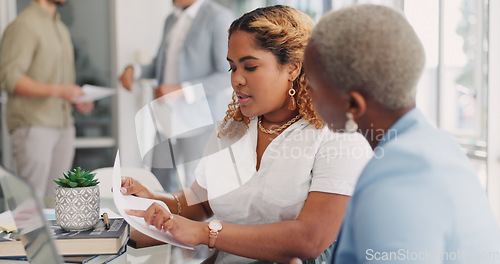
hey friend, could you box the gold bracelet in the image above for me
[171,193,182,216]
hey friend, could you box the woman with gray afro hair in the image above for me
[310,3,425,112]
[304,4,500,264]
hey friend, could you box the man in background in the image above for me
[0,0,94,198]
[120,0,233,192]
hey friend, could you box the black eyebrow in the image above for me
[226,56,259,63]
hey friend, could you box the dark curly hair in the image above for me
[218,5,324,138]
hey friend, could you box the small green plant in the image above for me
[54,167,99,188]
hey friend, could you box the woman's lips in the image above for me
[236,92,251,105]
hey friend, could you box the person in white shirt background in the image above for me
[121,5,372,264]
[120,0,233,193]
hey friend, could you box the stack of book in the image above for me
[0,216,129,264]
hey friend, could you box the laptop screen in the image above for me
[0,166,63,264]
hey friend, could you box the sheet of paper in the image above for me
[112,150,193,250]
[0,210,17,232]
[75,84,116,103]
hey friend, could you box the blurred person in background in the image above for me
[120,0,233,193]
[0,0,94,198]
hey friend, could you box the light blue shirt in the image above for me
[332,108,500,264]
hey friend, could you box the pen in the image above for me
[0,231,13,241]
[102,213,110,230]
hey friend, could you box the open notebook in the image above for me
[0,166,63,264]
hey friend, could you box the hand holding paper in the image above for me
[112,151,193,250]
[125,203,206,248]
[75,84,116,103]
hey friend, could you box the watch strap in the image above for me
[208,230,218,250]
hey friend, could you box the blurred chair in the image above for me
[92,167,164,198]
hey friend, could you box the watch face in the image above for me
[209,220,222,231]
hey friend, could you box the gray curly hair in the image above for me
[310,4,425,110]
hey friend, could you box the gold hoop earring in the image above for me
[287,83,296,111]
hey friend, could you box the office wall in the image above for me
[0,1,16,35]
[0,0,16,170]
[111,0,171,167]
[488,0,500,222]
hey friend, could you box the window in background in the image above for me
[217,0,266,16]
[441,0,488,188]
[356,0,401,8]
[404,0,489,188]
[332,0,356,10]
[16,0,116,171]
[216,0,328,21]
[404,0,439,126]
[268,0,325,21]
[441,0,487,138]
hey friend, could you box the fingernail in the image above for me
[120,188,127,194]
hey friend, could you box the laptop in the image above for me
[0,166,63,264]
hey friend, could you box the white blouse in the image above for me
[195,118,372,263]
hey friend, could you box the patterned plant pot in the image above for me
[54,185,100,231]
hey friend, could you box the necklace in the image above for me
[258,114,302,135]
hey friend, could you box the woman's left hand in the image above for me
[125,202,207,247]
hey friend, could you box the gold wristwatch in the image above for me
[208,219,222,251]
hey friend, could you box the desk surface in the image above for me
[126,244,172,264]
[0,243,173,264]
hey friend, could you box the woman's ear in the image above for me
[348,91,367,119]
[287,61,302,81]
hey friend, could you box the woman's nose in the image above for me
[231,72,246,88]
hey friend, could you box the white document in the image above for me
[0,210,16,232]
[75,84,116,103]
[112,150,193,250]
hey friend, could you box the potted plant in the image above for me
[54,167,100,231]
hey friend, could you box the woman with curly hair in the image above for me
[122,5,372,263]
